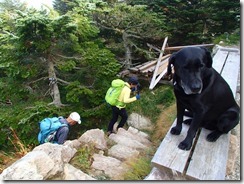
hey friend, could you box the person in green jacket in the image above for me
[107,76,140,136]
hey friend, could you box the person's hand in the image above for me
[136,94,140,100]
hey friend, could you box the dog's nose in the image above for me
[191,83,202,93]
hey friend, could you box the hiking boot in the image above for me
[107,131,116,136]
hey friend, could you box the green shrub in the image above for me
[70,144,96,173]
[213,29,240,45]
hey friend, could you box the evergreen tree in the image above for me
[206,0,240,34]
[130,0,240,45]
[53,0,79,15]
[0,0,27,12]
[0,7,120,148]
[0,8,120,107]
[93,2,167,68]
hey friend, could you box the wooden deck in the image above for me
[145,46,240,180]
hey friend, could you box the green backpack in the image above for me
[105,79,125,106]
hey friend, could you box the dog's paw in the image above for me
[178,141,192,150]
[170,127,181,135]
[207,131,222,142]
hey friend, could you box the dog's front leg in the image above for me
[178,113,203,150]
[170,101,184,135]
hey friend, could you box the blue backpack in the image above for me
[37,117,68,144]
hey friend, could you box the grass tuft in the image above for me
[123,154,152,180]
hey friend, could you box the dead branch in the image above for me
[55,53,83,60]
[56,78,94,89]
[9,127,29,155]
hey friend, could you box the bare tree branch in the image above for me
[2,30,19,38]
[27,77,48,85]
[56,78,94,88]
[55,53,83,60]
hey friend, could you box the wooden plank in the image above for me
[138,60,155,69]
[118,69,130,77]
[148,57,169,73]
[151,118,194,174]
[186,128,230,180]
[165,44,214,51]
[212,49,229,73]
[128,67,139,72]
[149,37,168,89]
[186,49,240,180]
[154,59,170,84]
[139,55,170,71]
[220,51,240,97]
[220,48,239,52]
[148,65,168,84]
[156,61,168,76]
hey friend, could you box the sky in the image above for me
[21,0,54,9]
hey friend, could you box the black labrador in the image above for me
[167,47,240,150]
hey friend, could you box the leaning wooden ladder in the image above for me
[145,46,240,180]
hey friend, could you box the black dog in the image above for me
[167,47,240,150]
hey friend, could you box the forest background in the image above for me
[0,0,240,163]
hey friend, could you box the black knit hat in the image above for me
[128,76,139,85]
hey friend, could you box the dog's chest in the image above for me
[174,89,200,110]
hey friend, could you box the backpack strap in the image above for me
[47,118,61,129]
[58,116,69,128]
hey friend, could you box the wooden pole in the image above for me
[149,37,168,89]
[165,43,215,51]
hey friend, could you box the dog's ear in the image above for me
[201,47,212,68]
[167,53,176,75]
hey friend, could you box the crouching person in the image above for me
[38,112,81,144]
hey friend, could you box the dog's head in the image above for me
[167,47,212,95]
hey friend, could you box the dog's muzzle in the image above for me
[181,80,202,95]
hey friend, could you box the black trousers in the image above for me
[107,106,128,132]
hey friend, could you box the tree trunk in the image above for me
[122,32,132,69]
[47,60,63,107]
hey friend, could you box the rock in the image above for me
[63,139,82,149]
[33,143,77,163]
[127,113,153,131]
[128,126,150,139]
[91,153,128,179]
[0,126,153,180]
[108,144,140,161]
[117,127,151,146]
[78,129,107,150]
[34,143,77,179]
[0,151,54,180]
[63,164,96,180]
[109,131,147,150]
